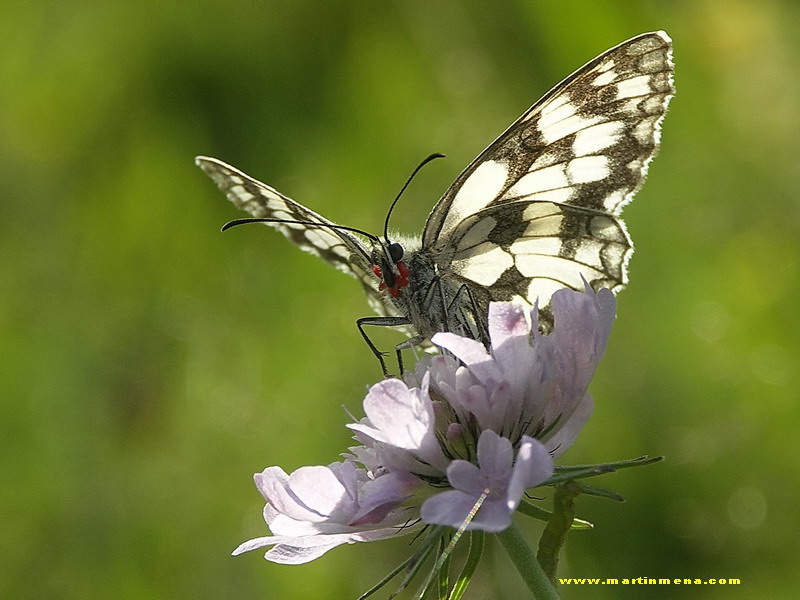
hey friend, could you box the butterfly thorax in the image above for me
[378,245,487,344]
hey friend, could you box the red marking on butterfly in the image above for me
[373,262,410,297]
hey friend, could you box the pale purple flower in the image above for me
[420,430,553,532]
[232,460,421,564]
[424,284,615,458]
[235,286,616,561]
[348,375,450,477]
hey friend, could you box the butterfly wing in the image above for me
[423,31,674,307]
[435,200,631,309]
[195,156,389,312]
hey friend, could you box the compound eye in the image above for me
[388,242,404,263]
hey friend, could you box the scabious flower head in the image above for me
[235,285,616,561]
[420,282,616,458]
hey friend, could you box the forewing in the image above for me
[423,31,673,309]
[196,156,384,305]
[423,31,673,248]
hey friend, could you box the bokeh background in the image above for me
[2,1,798,598]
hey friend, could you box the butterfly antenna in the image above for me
[222,217,381,243]
[383,153,445,243]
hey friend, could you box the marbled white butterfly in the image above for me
[197,31,674,375]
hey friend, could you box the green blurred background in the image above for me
[2,1,798,598]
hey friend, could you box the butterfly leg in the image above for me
[448,284,489,346]
[356,316,412,377]
[420,276,455,334]
[394,335,426,376]
[427,276,488,345]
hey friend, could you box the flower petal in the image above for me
[488,302,530,346]
[255,467,328,523]
[265,542,341,564]
[349,471,419,525]
[507,436,554,510]
[350,378,432,449]
[233,523,412,565]
[543,392,594,457]
[422,491,515,533]
[445,460,484,494]
[420,490,478,528]
[289,464,357,519]
[475,429,514,481]
[432,332,502,385]
[468,499,514,533]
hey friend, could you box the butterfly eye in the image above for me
[388,242,404,263]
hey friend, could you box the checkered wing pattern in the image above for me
[424,31,674,309]
[195,156,386,307]
[197,32,674,356]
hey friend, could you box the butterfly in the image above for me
[197,31,674,376]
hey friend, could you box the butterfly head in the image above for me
[372,242,409,298]
[367,152,444,299]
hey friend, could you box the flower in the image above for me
[420,430,553,532]
[231,461,421,564]
[422,283,615,457]
[235,285,616,561]
[348,375,450,477]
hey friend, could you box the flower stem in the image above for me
[497,524,560,600]
[536,481,581,584]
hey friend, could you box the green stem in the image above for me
[536,481,581,584]
[497,524,560,600]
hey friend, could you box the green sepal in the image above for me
[358,525,444,600]
[517,500,593,530]
[575,482,625,502]
[447,531,484,600]
[553,455,663,473]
